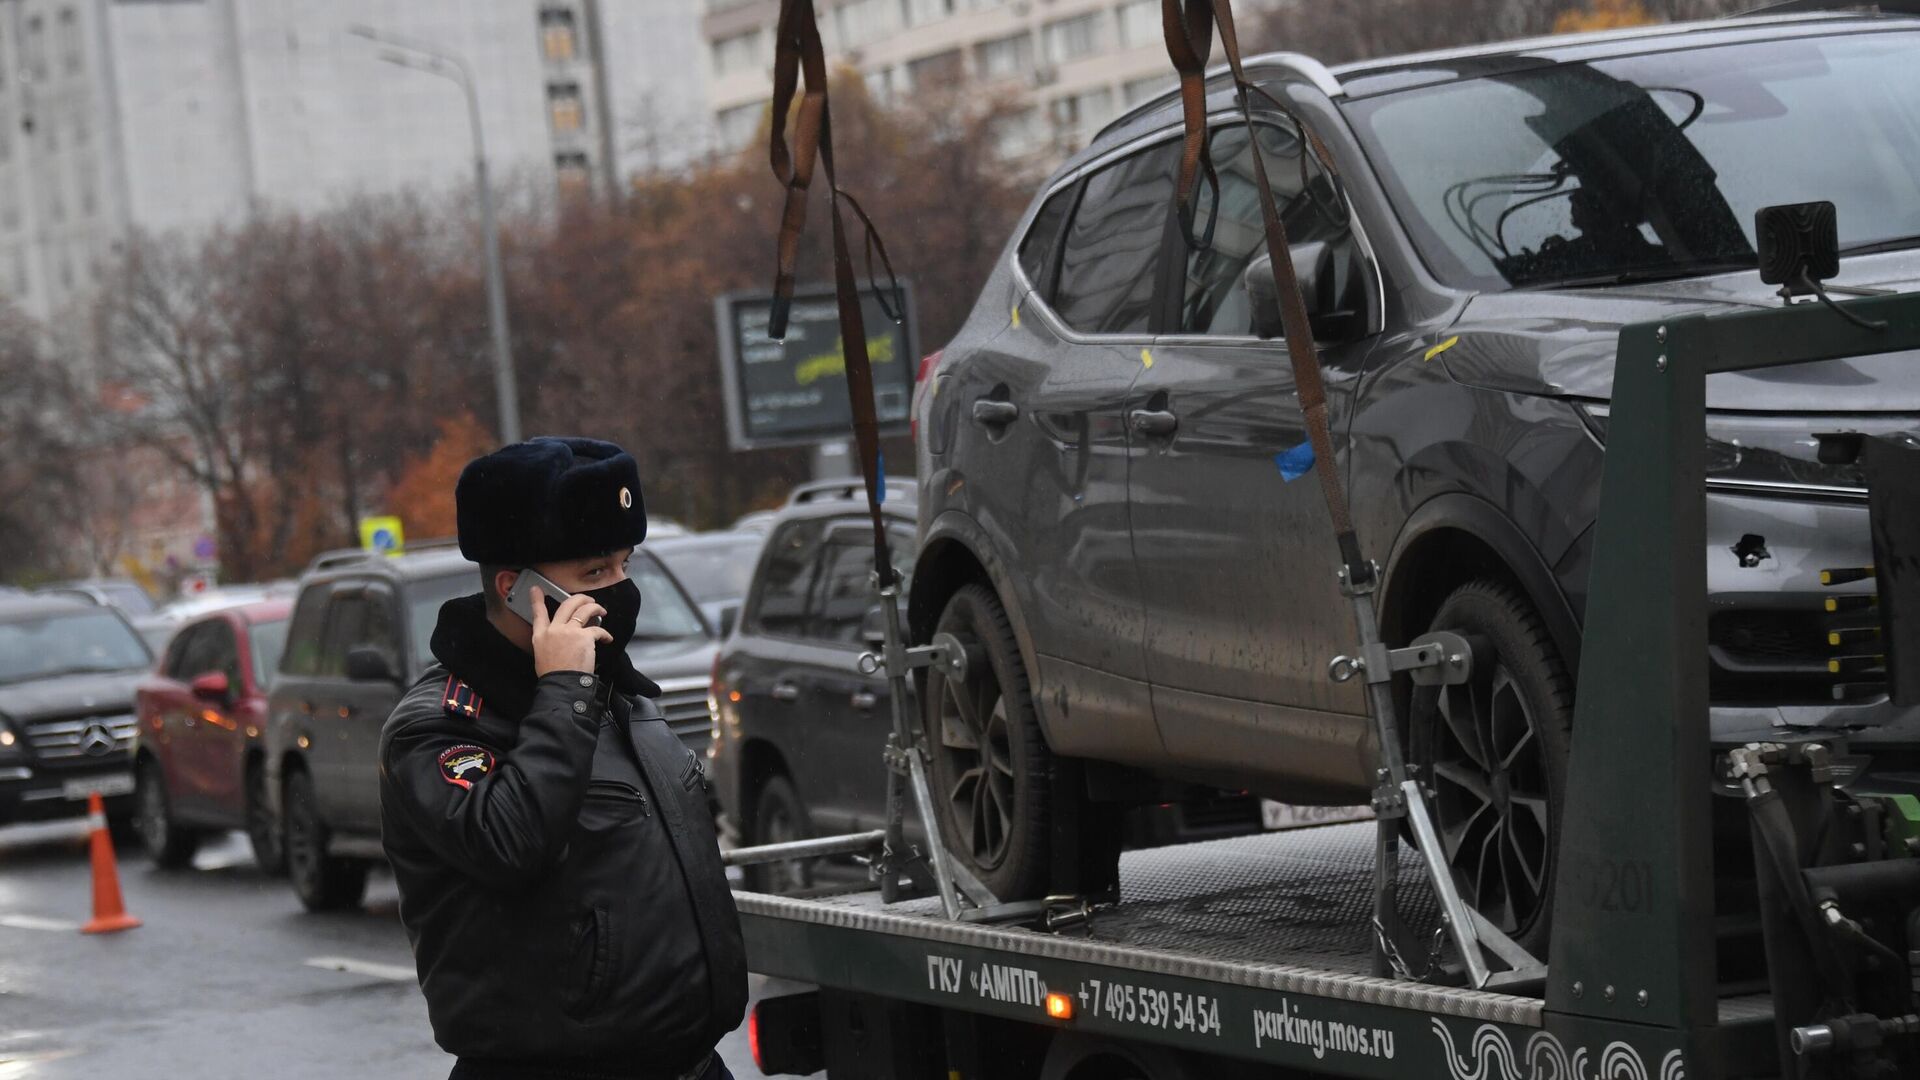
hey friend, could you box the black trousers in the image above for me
[448,1052,733,1080]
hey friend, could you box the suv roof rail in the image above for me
[304,536,462,573]
[784,477,916,507]
[1093,51,1344,144]
[1738,0,1920,14]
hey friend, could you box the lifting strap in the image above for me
[1160,0,1369,583]
[768,0,902,586]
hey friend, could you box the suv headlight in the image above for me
[0,713,21,759]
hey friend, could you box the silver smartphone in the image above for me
[504,569,603,627]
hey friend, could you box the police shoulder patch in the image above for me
[440,676,484,720]
[437,744,495,789]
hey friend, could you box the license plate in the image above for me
[1260,799,1374,831]
[63,773,135,801]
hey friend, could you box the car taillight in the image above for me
[910,349,943,442]
[748,1004,762,1073]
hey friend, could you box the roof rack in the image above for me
[304,536,462,573]
[784,477,917,507]
[1092,51,1344,144]
[1739,0,1920,14]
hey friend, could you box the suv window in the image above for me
[164,623,207,680]
[363,584,402,668]
[750,519,824,638]
[1179,123,1341,334]
[1017,186,1075,298]
[316,588,372,678]
[811,524,916,644]
[404,573,471,674]
[197,619,242,689]
[1053,139,1181,334]
[282,585,330,676]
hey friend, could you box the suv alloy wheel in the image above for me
[924,585,1059,900]
[1408,579,1573,957]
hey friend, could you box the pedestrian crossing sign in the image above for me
[359,516,405,556]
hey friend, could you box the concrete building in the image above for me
[0,0,707,326]
[700,0,1177,159]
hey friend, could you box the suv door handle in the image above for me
[770,682,801,702]
[1129,408,1179,437]
[850,690,878,710]
[972,399,1019,427]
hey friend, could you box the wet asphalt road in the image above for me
[0,818,787,1080]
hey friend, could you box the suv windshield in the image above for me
[409,573,481,672]
[0,610,152,685]
[651,537,762,603]
[1342,31,1920,290]
[249,617,290,688]
[629,554,710,641]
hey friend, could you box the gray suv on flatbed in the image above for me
[909,12,1920,952]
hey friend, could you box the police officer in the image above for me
[380,437,747,1080]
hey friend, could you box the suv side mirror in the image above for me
[189,671,231,702]
[345,646,400,684]
[718,605,741,639]
[1245,242,1364,342]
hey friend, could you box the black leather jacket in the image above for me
[379,596,746,1077]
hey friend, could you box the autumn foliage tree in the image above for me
[384,413,496,543]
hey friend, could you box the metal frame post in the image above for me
[1546,292,1920,1077]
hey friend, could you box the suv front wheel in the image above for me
[284,768,368,912]
[1408,579,1573,959]
[924,585,1055,900]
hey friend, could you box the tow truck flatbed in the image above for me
[736,825,1772,1077]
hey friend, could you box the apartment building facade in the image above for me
[0,0,705,327]
[701,0,1177,160]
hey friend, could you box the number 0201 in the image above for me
[1581,857,1655,914]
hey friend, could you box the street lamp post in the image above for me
[349,25,521,444]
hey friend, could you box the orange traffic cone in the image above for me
[80,791,141,934]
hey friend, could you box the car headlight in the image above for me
[0,714,21,759]
[1575,403,1872,492]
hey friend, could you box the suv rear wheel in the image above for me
[745,774,813,895]
[135,757,200,869]
[924,585,1053,900]
[284,768,368,911]
[1408,579,1572,958]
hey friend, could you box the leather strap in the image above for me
[768,0,900,586]
[1161,0,1370,581]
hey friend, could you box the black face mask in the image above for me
[584,577,642,667]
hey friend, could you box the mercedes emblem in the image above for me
[79,723,117,757]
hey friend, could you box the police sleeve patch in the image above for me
[437,745,495,789]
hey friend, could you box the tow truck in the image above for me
[724,6,1920,1077]
[722,263,1920,1080]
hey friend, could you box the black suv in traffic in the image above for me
[0,595,153,826]
[910,13,1920,952]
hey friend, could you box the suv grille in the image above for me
[1709,609,1853,704]
[655,683,712,751]
[26,713,138,762]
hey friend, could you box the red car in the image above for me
[132,598,292,870]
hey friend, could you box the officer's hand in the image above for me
[531,586,612,677]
